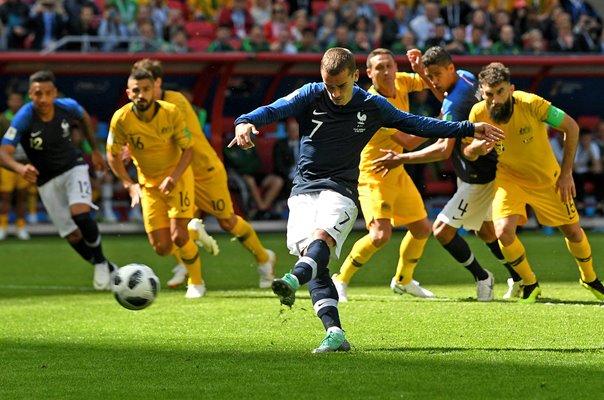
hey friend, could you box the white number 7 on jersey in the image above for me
[310,119,323,138]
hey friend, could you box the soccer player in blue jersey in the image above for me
[374,47,522,301]
[229,47,504,353]
[0,70,118,290]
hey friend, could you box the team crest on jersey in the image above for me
[495,141,504,155]
[61,119,70,138]
[353,111,367,133]
[5,127,17,140]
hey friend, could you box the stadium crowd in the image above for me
[0,0,603,54]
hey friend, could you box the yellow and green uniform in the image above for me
[107,100,195,233]
[338,72,429,286]
[470,90,579,227]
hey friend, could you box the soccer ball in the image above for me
[112,264,160,310]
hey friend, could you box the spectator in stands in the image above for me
[286,0,312,17]
[522,28,547,55]
[97,4,130,52]
[488,8,511,44]
[0,0,33,50]
[560,0,601,25]
[317,0,343,27]
[207,24,237,52]
[223,140,284,220]
[148,0,169,39]
[263,2,289,43]
[29,0,70,51]
[167,26,191,53]
[440,0,472,29]
[107,0,138,25]
[64,0,99,23]
[296,26,321,53]
[187,0,223,21]
[289,9,309,42]
[390,29,418,54]
[574,14,601,53]
[445,24,469,54]
[381,2,411,50]
[250,0,272,27]
[130,20,169,52]
[352,28,371,53]
[548,11,581,52]
[67,3,99,51]
[162,6,185,43]
[269,28,297,53]
[464,8,491,51]
[409,0,440,49]
[573,129,603,215]
[317,10,338,48]
[341,0,379,33]
[510,1,540,40]
[327,24,358,51]
[217,0,254,40]
[466,25,490,54]
[351,15,381,50]
[241,24,271,52]
[490,24,522,55]
[424,18,450,50]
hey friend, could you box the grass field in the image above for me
[1,230,603,399]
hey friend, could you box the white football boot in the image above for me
[167,264,188,288]
[257,249,276,289]
[332,274,349,302]
[186,283,207,298]
[476,270,495,302]
[187,218,219,255]
[391,277,435,298]
[503,278,523,299]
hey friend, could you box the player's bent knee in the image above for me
[153,242,173,257]
[219,214,238,231]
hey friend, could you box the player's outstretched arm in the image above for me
[372,138,454,176]
[472,122,504,143]
[107,148,142,207]
[0,144,39,183]
[462,138,495,161]
[229,122,259,150]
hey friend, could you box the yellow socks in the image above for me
[229,215,268,263]
[565,229,597,283]
[178,240,202,285]
[338,234,379,284]
[500,236,537,285]
[394,232,427,285]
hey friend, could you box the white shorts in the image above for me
[286,190,358,258]
[437,178,494,231]
[38,164,98,238]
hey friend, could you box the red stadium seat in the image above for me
[185,20,216,39]
[372,2,394,19]
[187,37,213,52]
[577,115,601,131]
[311,1,328,17]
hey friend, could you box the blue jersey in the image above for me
[1,98,87,185]
[443,70,497,184]
[235,83,475,202]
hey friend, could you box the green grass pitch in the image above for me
[1,230,603,399]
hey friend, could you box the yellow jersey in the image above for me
[360,72,426,183]
[162,90,222,176]
[108,100,191,187]
[469,90,559,187]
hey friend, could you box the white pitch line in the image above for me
[0,284,95,291]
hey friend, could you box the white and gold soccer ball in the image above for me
[112,264,159,310]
